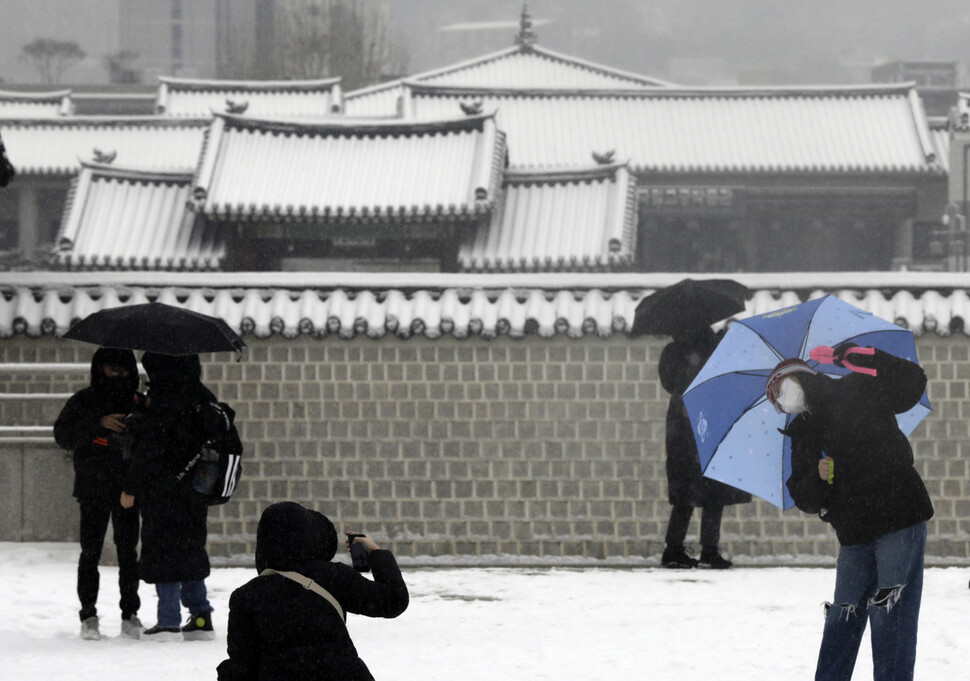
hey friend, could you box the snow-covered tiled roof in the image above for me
[0,89,73,118]
[403,82,942,174]
[52,163,225,271]
[156,76,342,118]
[1,272,968,341]
[0,116,209,175]
[927,117,950,173]
[191,112,506,222]
[343,44,670,117]
[459,164,638,272]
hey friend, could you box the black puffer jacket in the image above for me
[53,348,142,501]
[659,330,752,508]
[217,502,409,681]
[124,353,218,583]
[785,348,934,546]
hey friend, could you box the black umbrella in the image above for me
[630,278,750,337]
[62,302,246,356]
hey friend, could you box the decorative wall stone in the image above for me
[1,333,967,566]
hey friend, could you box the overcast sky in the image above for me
[1,0,968,85]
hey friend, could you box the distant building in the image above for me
[120,0,220,80]
[872,60,962,117]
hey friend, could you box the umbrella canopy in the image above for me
[630,278,749,337]
[62,302,246,356]
[682,295,931,509]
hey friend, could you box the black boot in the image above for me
[661,545,698,569]
[699,548,733,569]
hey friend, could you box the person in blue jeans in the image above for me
[772,346,933,681]
[121,352,230,641]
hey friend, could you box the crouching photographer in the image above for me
[217,502,409,681]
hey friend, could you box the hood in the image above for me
[141,352,201,383]
[255,502,338,573]
[658,328,718,396]
[89,347,139,395]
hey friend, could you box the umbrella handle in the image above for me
[809,346,877,377]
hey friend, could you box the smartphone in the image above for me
[347,533,370,572]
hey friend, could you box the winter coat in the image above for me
[659,332,752,508]
[785,348,934,546]
[123,353,219,583]
[217,502,409,681]
[53,348,142,501]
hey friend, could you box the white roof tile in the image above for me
[403,83,942,174]
[156,77,342,118]
[0,89,72,118]
[459,164,637,272]
[1,272,968,340]
[0,117,208,175]
[52,164,225,271]
[193,113,506,221]
[344,44,669,117]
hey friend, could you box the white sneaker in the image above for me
[80,616,101,641]
[121,615,143,639]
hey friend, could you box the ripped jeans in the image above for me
[816,521,926,681]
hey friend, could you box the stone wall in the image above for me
[2,334,968,566]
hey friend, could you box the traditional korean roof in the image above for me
[459,164,638,272]
[191,112,506,222]
[52,163,225,271]
[156,76,343,118]
[0,272,968,341]
[343,9,669,118]
[0,116,209,175]
[0,89,73,118]
[927,117,950,173]
[402,82,942,174]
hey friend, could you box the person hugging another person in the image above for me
[658,328,752,569]
[121,352,233,641]
[54,347,144,640]
[218,502,409,681]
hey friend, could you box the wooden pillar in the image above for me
[892,217,913,270]
[17,186,39,259]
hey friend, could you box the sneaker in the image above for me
[142,624,182,642]
[181,612,215,641]
[699,548,733,569]
[121,615,143,639]
[80,616,101,641]
[661,545,698,569]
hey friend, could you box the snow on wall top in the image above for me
[1,272,968,341]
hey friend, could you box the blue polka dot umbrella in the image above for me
[682,295,931,509]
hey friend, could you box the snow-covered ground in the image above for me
[2,543,967,681]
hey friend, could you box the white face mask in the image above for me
[775,377,808,414]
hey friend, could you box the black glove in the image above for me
[830,342,859,369]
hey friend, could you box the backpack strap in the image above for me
[259,569,345,622]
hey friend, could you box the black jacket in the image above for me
[124,353,219,583]
[53,348,142,501]
[218,502,409,681]
[785,348,934,546]
[660,332,752,508]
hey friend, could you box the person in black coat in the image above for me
[217,502,409,681]
[54,347,143,640]
[659,328,751,569]
[121,352,225,641]
[778,346,933,681]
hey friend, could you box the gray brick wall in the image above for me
[2,334,968,566]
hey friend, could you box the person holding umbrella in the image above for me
[658,327,751,568]
[121,352,231,641]
[775,344,934,681]
[632,279,752,569]
[53,347,144,640]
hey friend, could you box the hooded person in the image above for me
[54,347,144,640]
[121,351,224,641]
[217,502,409,681]
[780,346,933,681]
[658,327,751,569]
